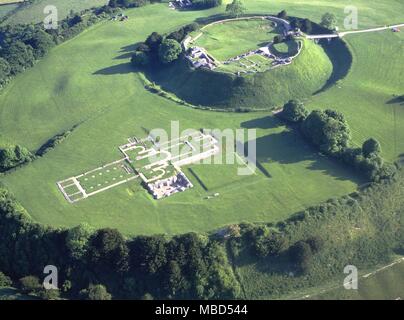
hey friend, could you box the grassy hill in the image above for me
[147,39,334,110]
[193,18,278,61]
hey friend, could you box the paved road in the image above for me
[307,23,404,40]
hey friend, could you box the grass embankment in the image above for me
[193,18,277,61]
[147,39,333,110]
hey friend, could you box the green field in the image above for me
[1,0,108,25]
[0,1,403,237]
[0,2,19,20]
[271,40,299,57]
[76,160,134,194]
[310,259,404,300]
[194,18,278,61]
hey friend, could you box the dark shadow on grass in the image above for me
[241,115,282,129]
[386,95,404,105]
[243,128,364,184]
[115,52,133,60]
[313,38,353,95]
[114,42,143,60]
[188,168,209,191]
[93,62,133,75]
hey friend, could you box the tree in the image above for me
[290,241,313,274]
[87,228,129,273]
[158,39,182,64]
[192,0,222,9]
[81,284,112,300]
[19,276,41,294]
[321,12,337,30]
[1,41,35,74]
[225,0,245,18]
[136,42,150,53]
[165,260,186,297]
[0,272,12,287]
[66,223,94,260]
[129,235,167,274]
[184,22,200,33]
[38,289,60,300]
[25,30,55,59]
[145,32,163,53]
[277,10,287,19]
[0,145,34,171]
[362,138,381,158]
[279,100,308,123]
[131,51,150,67]
[0,58,11,84]
[141,293,154,300]
[68,14,83,27]
[301,109,351,154]
[302,19,313,34]
[290,18,302,30]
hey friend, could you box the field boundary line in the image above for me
[85,175,138,197]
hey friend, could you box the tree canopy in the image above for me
[301,109,351,154]
[279,100,308,123]
[320,13,337,30]
[158,39,182,64]
[0,145,34,172]
[81,284,112,300]
[362,138,382,158]
[226,0,246,18]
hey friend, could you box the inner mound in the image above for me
[144,17,352,111]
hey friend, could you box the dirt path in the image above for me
[295,257,404,300]
[307,23,404,39]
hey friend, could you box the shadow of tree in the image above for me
[243,127,363,184]
[241,115,282,129]
[114,42,143,60]
[386,95,404,105]
[93,62,133,75]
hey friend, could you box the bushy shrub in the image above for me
[279,100,308,123]
[158,39,182,64]
[0,145,34,172]
[131,51,150,66]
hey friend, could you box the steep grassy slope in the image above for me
[147,39,333,110]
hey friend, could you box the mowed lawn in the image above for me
[194,18,277,61]
[0,1,403,235]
